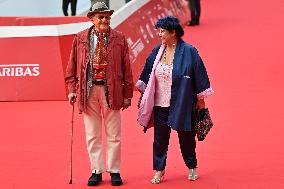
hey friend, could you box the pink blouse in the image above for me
[154,61,173,107]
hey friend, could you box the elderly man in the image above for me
[65,2,133,186]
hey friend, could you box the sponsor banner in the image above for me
[0,37,67,101]
[0,64,40,77]
[0,0,189,101]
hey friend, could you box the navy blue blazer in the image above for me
[138,40,211,131]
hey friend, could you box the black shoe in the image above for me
[187,20,199,26]
[110,173,123,186]
[87,173,102,186]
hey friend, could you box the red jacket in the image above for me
[65,27,133,113]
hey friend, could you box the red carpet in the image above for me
[1,0,284,188]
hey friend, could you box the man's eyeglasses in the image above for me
[96,15,111,20]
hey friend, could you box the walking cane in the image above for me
[69,101,75,184]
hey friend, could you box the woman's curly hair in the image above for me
[155,16,184,38]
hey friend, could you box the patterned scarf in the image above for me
[93,29,109,79]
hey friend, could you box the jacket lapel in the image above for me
[106,29,117,55]
[172,40,184,81]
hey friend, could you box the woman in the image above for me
[136,16,213,184]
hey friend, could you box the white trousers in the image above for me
[84,85,121,174]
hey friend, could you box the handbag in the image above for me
[195,108,213,141]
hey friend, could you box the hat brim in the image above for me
[87,10,114,19]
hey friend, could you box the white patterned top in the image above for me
[154,61,173,107]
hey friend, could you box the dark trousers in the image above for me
[188,0,201,23]
[62,0,77,16]
[153,107,197,171]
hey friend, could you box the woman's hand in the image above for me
[196,99,205,110]
[138,94,143,108]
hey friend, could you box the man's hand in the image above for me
[196,99,205,111]
[68,93,76,105]
[122,98,131,111]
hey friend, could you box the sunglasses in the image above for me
[96,15,111,20]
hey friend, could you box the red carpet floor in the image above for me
[1,0,284,188]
